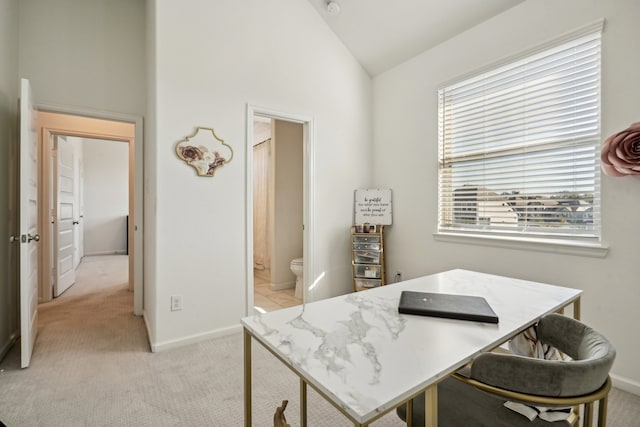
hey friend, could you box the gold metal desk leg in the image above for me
[244,329,252,427]
[406,399,413,427]
[300,378,307,427]
[425,384,438,427]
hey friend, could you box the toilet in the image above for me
[290,258,303,299]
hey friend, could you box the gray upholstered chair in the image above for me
[397,313,616,427]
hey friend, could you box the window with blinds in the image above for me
[438,26,602,242]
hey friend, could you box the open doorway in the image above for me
[37,110,143,316]
[252,116,303,312]
[245,105,315,315]
[50,135,129,298]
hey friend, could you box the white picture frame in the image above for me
[354,188,392,225]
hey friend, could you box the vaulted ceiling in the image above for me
[305,0,525,76]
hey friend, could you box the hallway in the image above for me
[4,255,147,367]
[38,255,147,353]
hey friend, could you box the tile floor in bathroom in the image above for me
[254,272,302,313]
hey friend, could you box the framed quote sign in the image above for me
[354,188,392,225]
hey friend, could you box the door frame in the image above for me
[245,104,315,314]
[37,105,144,316]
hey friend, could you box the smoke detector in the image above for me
[326,1,341,15]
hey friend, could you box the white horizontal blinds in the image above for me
[438,30,601,238]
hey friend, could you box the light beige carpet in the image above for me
[0,255,638,426]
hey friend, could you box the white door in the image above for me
[19,78,39,368]
[53,136,76,296]
[73,141,82,269]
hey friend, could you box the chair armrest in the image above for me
[451,372,611,408]
[469,352,609,397]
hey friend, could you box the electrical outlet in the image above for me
[394,271,402,283]
[171,295,183,311]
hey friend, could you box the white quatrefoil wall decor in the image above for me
[175,127,234,177]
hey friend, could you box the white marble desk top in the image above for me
[241,269,582,424]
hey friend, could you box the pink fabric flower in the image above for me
[601,122,640,178]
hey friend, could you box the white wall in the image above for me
[18,0,146,115]
[148,0,372,349]
[0,0,19,360]
[82,138,129,256]
[373,0,640,393]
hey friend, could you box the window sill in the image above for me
[433,232,609,258]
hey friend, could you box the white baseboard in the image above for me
[84,250,128,257]
[150,324,242,353]
[270,281,295,291]
[611,373,640,396]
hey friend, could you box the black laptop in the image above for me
[398,291,499,324]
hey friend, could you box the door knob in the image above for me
[21,233,40,243]
[73,221,79,225]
